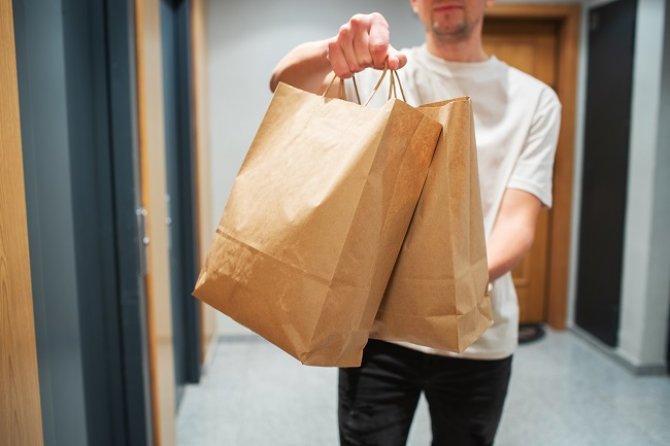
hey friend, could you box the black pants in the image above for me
[338,340,513,446]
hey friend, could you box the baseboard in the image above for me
[200,328,221,377]
[569,325,668,376]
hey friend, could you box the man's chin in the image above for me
[431,23,469,40]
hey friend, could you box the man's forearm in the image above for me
[487,220,535,282]
[486,189,542,282]
[270,40,333,93]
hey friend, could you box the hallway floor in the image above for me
[177,324,670,446]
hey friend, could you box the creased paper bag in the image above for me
[371,97,493,352]
[193,82,441,366]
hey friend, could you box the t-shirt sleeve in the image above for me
[507,87,562,207]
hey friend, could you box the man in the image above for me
[270,1,561,445]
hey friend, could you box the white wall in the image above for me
[618,0,670,370]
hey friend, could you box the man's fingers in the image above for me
[328,39,351,78]
[387,47,408,70]
[368,12,390,67]
[328,12,405,76]
[350,16,373,68]
[338,24,362,74]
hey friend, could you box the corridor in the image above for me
[3,0,670,444]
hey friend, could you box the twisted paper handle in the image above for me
[323,62,406,106]
[322,73,362,104]
[364,63,407,106]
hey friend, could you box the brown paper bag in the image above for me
[371,97,493,352]
[193,82,441,366]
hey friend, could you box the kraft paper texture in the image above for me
[194,82,441,366]
[371,98,493,353]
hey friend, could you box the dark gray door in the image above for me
[161,0,201,407]
[575,0,637,347]
[14,0,154,445]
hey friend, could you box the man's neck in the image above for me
[425,30,488,63]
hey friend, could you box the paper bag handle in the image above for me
[322,73,362,104]
[323,63,407,106]
[364,64,407,106]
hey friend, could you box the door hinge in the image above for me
[136,207,150,276]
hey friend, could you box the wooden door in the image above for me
[0,0,44,443]
[482,19,559,323]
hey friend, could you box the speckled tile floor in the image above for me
[177,323,670,446]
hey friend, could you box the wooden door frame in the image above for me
[135,0,181,444]
[135,0,214,442]
[486,3,581,330]
[1,0,44,444]
[189,0,217,365]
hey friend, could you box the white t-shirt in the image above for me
[346,45,562,360]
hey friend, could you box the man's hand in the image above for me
[327,13,407,78]
[270,12,406,93]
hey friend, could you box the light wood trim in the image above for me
[135,0,177,445]
[488,2,579,19]
[191,0,217,364]
[487,3,581,329]
[0,0,45,444]
[548,4,580,330]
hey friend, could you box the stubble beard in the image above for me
[429,13,476,43]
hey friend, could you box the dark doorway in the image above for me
[575,0,637,347]
[160,0,201,407]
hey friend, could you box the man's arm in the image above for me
[269,39,333,94]
[487,189,543,282]
[269,13,407,93]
